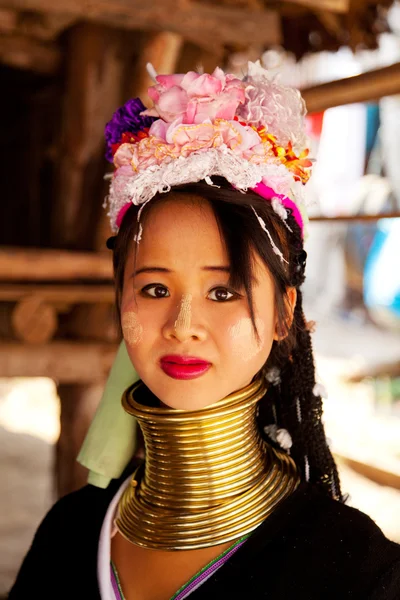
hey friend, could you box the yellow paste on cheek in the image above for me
[229,317,265,362]
[122,311,143,346]
[174,294,192,333]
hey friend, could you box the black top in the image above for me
[9,475,400,599]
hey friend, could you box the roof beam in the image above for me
[0,0,281,49]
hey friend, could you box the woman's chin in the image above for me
[144,377,229,411]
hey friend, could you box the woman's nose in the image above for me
[162,294,206,342]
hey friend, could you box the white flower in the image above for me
[265,366,281,386]
[313,383,328,399]
[238,60,308,153]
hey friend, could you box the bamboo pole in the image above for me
[302,63,400,114]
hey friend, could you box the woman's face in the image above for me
[121,195,284,410]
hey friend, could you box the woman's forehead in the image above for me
[136,195,227,259]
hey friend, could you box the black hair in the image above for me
[112,177,342,501]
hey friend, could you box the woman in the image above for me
[10,62,400,599]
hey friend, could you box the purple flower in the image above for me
[104,98,156,162]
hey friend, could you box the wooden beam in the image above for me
[0,1,281,49]
[0,10,77,40]
[0,33,61,74]
[0,341,118,382]
[0,247,112,281]
[302,62,400,113]
[310,212,400,223]
[0,284,114,303]
[279,0,349,13]
[336,454,400,490]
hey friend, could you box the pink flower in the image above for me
[113,143,134,167]
[142,68,246,125]
[125,119,265,173]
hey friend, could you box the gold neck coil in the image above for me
[116,376,300,550]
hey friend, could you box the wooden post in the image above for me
[55,383,104,496]
[52,22,126,249]
[130,31,183,104]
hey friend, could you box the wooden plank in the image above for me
[0,33,61,73]
[0,1,281,48]
[0,247,112,281]
[302,62,400,113]
[0,341,118,381]
[280,0,349,13]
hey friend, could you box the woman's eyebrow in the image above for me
[134,266,230,276]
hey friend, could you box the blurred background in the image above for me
[1,0,400,594]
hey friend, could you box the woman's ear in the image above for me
[273,287,297,341]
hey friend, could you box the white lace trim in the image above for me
[107,148,306,232]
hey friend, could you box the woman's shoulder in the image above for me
[273,482,400,563]
[223,482,400,599]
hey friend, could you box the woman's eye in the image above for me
[208,287,238,302]
[141,284,170,298]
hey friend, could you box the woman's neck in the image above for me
[116,376,300,550]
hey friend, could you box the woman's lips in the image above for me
[160,355,211,380]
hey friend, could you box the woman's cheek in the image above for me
[122,311,144,346]
[228,317,267,362]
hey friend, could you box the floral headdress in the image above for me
[104,61,312,240]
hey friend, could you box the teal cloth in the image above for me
[77,341,139,488]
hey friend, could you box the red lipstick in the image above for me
[160,355,211,380]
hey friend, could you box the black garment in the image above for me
[9,476,400,599]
